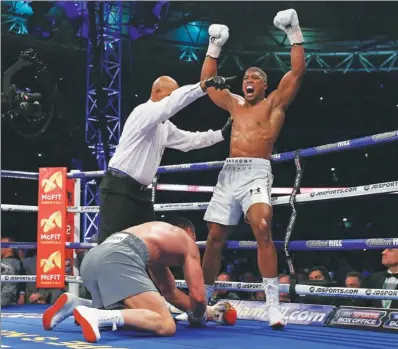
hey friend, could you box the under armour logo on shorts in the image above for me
[249,187,262,196]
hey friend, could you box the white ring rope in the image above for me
[2,180,397,213]
[154,183,396,195]
[2,275,397,301]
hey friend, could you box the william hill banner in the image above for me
[220,299,335,326]
[36,168,67,288]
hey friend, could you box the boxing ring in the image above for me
[2,130,398,348]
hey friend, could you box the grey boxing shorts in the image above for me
[80,232,158,309]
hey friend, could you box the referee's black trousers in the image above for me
[98,171,155,243]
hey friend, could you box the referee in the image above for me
[98,75,233,243]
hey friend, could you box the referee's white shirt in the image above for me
[108,82,224,185]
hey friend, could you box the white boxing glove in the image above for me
[207,302,237,326]
[273,9,304,46]
[207,24,229,59]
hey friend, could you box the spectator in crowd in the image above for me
[212,272,240,302]
[365,248,398,309]
[279,274,291,303]
[296,271,309,282]
[305,266,335,306]
[345,271,361,288]
[1,237,21,306]
[239,271,258,300]
[16,248,28,305]
[253,292,266,301]
[341,271,369,307]
[241,271,256,283]
[17,248,27,262]
[308,266,331,281]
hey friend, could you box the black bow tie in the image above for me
[385,272,398,279]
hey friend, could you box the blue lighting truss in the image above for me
[217,50,398,73]
[83,2,122,240]
[158,21,398,73]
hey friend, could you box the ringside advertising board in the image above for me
[220,299,335,326]
[328,306,398,332]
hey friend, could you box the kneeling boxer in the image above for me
[43,221,237,343]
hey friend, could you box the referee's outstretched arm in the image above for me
[140,80,207,133]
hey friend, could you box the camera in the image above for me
[2,49,58,138]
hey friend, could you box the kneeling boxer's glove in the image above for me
[205,76,236,91]
[207,302,237,326]
[273,9,303,46]
[187,311,207,327]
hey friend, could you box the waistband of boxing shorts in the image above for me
[222,157,271,171]
[102,232,150,266]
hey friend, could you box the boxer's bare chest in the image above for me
[232,98,286,139]
[229,98,285,158]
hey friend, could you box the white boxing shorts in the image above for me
[204,158,273,226]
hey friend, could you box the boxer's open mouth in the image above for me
[246,86,254,95]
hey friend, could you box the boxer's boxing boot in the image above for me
[43,292,93,330]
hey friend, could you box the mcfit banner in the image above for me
[36,168,67,288]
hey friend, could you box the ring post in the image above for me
[68,170,81,296]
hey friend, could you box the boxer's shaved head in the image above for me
[242,67,268,104]
[245,67,267,83]
[151,76,179,102]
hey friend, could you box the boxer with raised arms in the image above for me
[200,9,306,328]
